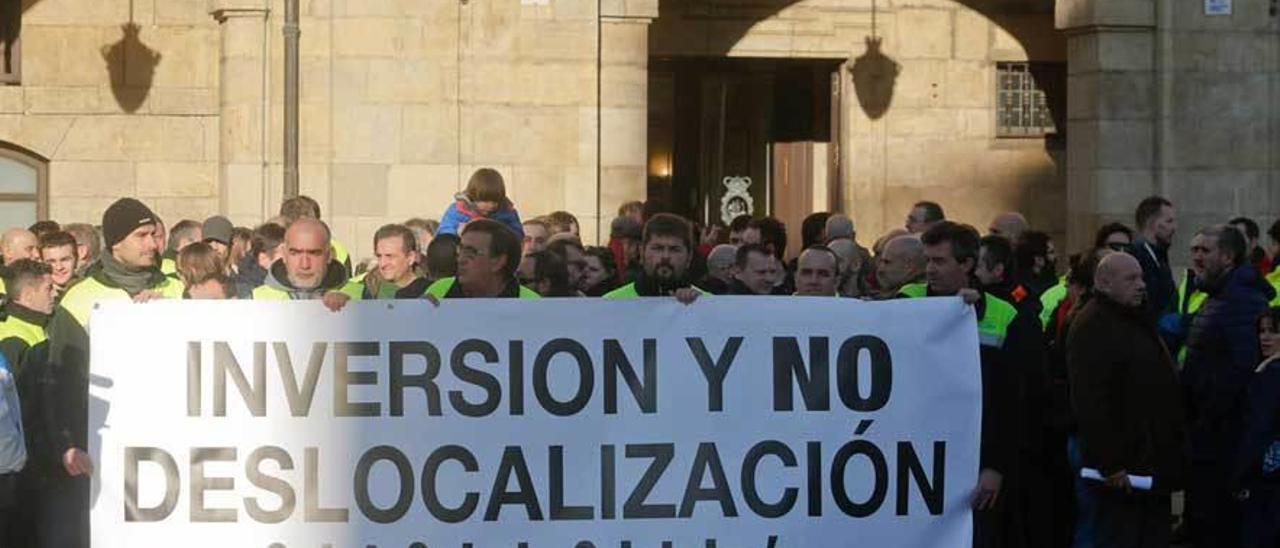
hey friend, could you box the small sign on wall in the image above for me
[1205,0,1233,15]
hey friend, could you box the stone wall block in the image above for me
[1093,121,1152,169]
[387,164,459,219]
[330,164,391,216]
[50,161,135,197]
[136,162,219,197]
[333,105,401,163]
[894,8,953,59]
[401,103,460,164]
[954,9,990,61]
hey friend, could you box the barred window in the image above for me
[996,62,1064,138]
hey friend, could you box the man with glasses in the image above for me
[426,219,539,299]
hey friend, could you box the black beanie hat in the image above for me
[102,198,157,250]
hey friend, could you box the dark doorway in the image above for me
[648,57,843,259]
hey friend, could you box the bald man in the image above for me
[1,228,38,266]
[989,212,1029,242]
[253,218,362,309]
[876,235,926,299]
[1066,251,1187,548]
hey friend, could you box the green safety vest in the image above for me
[60,273,185,329]
[1268,270,1280,307]
[1038,277,1069,330]
[252,280,364,301]
[332,240,352,276]
[895,282,927,299]
[1177,275,1208,316]
[977,294,1018,349]
[425,277,540,299]
[895,284,1017,349]
[160,257,177,276]
[602,282,709,299]
[0,314,47,348]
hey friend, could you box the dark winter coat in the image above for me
[1183,265,1274,465]
[1067,294,1189,492]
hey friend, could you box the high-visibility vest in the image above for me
[425,277,540,299]
[60,273,185,329]
[895,284,1017,349]
[0,314,45,348]
[252,280,364,301]
[331,240,352,276]
[1038,278,1069,330]
[160,257,177,276]
[602,282,708,299]
[1268,270,1280,307]
[896,282,927,299]
[977,294,1018,349]
[1177,275,1208,316]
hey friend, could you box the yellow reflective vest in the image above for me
[603,282,708,299]
[426,277,540,299]
[60,270,185,329]
[252,280,363,301]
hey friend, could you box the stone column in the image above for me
[210,0,271,225]
[1056,0,1157,251]
[597,1,657,241]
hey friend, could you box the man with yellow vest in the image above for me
[253,218,362,311]
[905,221,1032,548]
[425,219,539,299]
[603,213,703,303]
[279,195,353,278]
[0,259,56,374]
[59,198,185,329]
[34,197,182,548]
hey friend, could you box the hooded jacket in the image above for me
[252,260,363,300]
[1184,264,1275,463]
[437,192,524,238]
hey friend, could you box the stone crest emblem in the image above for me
[719,176,754,225]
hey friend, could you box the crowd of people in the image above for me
[0,166,1277,548]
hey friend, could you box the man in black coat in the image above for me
[1182,225,1274,548]
[1068,252,1188,548]
[1125,196,1178,326]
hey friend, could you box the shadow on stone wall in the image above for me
[101,22,161,113]
[849,36,899,120]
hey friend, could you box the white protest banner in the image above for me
[89,297,981,548]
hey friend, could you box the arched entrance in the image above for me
[644,0,1066,256]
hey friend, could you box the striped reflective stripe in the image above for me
[979,332,1006,348]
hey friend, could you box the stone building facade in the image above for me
[0,0,1275,264]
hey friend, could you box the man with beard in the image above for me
[1127,196,1178,322]
[1015,230,1059,300]
[252,218,362,309]
[1182,225,1273,548]
[975,235,1041,318]
[604,213,703,303]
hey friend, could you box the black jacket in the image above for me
[1127,238,1177,320]
[1067,294,1189,492]
[1184,265,1274,464]
[1234,357,1280,489]
[22,308,88,484]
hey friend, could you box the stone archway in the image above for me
[643,0,1069,249]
